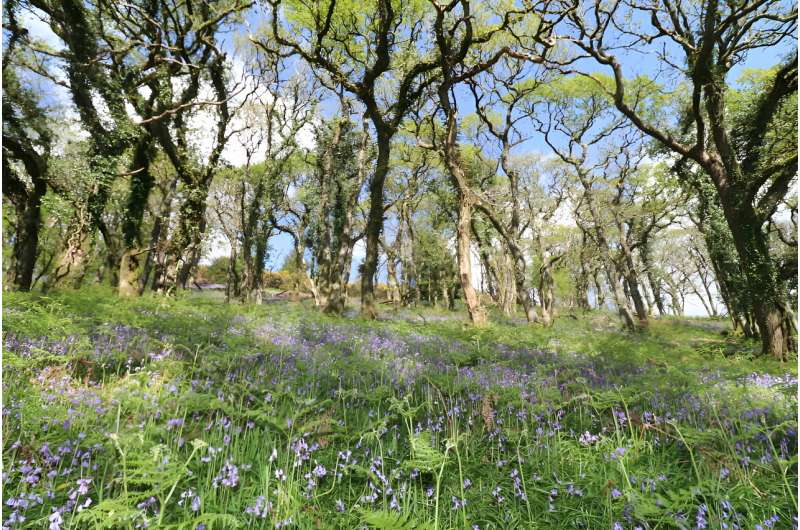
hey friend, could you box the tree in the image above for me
[228,53,316,302]
[468,56,546,322]
[421,0,552,325]
[22,0,250,294]
[533,76,643,330]
[558,0,797,357]
[258,0,442,318]
[2,9,51,290]
[307,109,371,314]
[24,0,141,286]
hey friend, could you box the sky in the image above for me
[15,3,795,317]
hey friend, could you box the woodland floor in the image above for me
[2,288,797,529]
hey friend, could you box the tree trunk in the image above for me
[119,250,142,297]
[575,264,591,312]
[225,245,239,303]
[716,181,792,358]
[386,255,401,309]
[593,271,605,309]
[400,205,421,306]
[48,210,92,290]
[9,178,46,291]
[456,197,487,325]
[141,179,178,294]
[165,184,208,293]
[438,88,487,326]
[705,74,792,357]
[539,262,556,326]
[617,228,649,326]
[579,181,637,331]
[641,239,666,316]
[118,136,156,296]
[360,131,391,319]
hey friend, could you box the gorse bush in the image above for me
[2,289,797,529]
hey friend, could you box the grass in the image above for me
[2,287,797,529]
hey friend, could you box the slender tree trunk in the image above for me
[579,182,636,331]
[401,207,421,306]
[539,261,556,326]
[141,179,177,294]
[617,230,648,326]
[593,271,606,309]
[225,245,239,303]
[386,255,400,308]
[455,197,487,325]
[575,264,591,311]
[324,120,367,315]
[510,249,536,322]
[640,240,666,316]
[438,91,487,325]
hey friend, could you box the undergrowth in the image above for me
[2,288,796,529]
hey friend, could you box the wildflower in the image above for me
[463,478,472,489]
[212,460,239,488]
[696,503,708,529]
[275,517,293,528]
[48,510,63,530]
[179,489,201,512]
[451,496,466,510]
[275,468,286,481]
[76,477,92,495]
[245,496,272,518]
[491,486,505,504]
[137,497,157,511]
[335,499,346,512]
[611,488,622,498]
[567,483,583,497]
[756,514,780,529]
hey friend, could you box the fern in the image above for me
[403,432,447,473]
[72,498,141,528]
[361,509,433,530]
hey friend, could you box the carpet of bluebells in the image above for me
[2,289,797,529]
